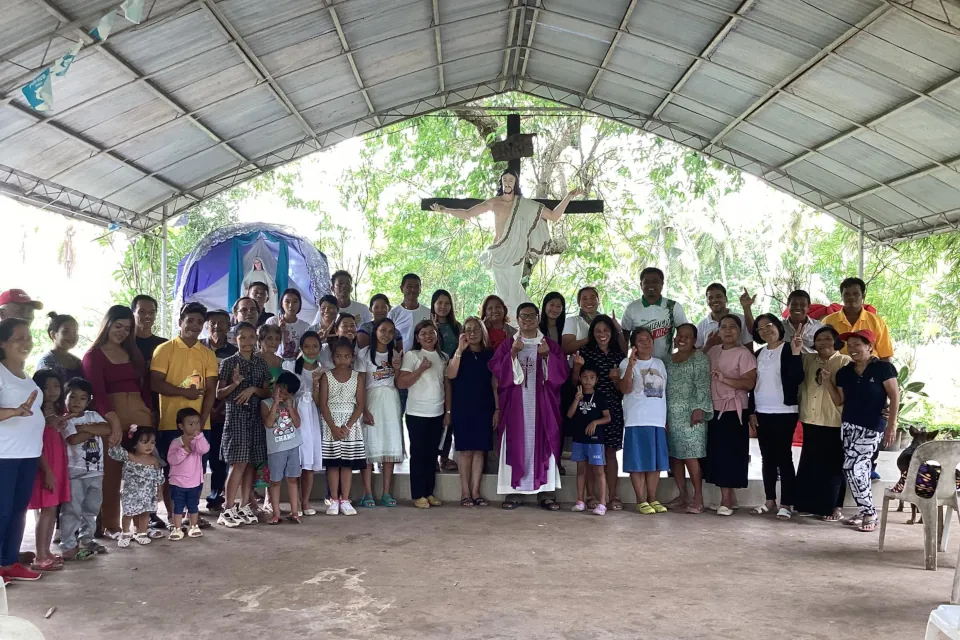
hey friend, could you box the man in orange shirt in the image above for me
[822,278,893,361]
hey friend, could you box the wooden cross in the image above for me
[420,114,605,214]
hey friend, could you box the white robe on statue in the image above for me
[241,259,279,316]
[496,336,560,495]
[480,196,550,320]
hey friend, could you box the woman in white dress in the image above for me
[282,330,324,516]
[358,318,405,508]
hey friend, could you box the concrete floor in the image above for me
[5,502,957,640]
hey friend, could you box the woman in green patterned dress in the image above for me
[665,323,714,514]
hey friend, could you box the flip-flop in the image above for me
[822,510,843,522]
[501,499,521,510]
[776,508,793,520]
[686,503,705,514]
[103,530,122,541]
[30,558,62,571]
[380,493,398,507]
[843,515,864,527]
[664,497,688,510]
[267,517,282,525]
[460,498,475,507]
[751,505,770,515]
[473,497,488,507]
[538,499,561,511]
[858,515,879,532]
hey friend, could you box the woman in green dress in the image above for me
[665,323,714,513]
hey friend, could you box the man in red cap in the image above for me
[0,289,42,324]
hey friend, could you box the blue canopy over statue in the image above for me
[174,222,330,322]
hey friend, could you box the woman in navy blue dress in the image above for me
[447,316,496,507]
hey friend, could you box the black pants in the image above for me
[407,415,443,500]
[794,423,846,517]
[206,420,227,503]
[755,412,798,506]
[439,424,454,460]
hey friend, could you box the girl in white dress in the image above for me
[358,318,404,508]
[319,339,366,516]
[282,331,324,516]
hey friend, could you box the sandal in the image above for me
[380,493,397,507]
[858,515,879,532]
[196,517,212,529]
[473,497,488,507]
[64,548,96,561]
[168,528,185,541]
[664,497,688,510]
[360,494,376,508]
[637,502,656,515]
[501,498,521,510]
[686,503,705,514]
[586,499,599,510]
[538,499,561,511]
[460,498,475,507]
[103,530,123,541]
[267,516,282,525]
[187,525,203,537]
[751,504,770,515]
[146,529,164,539]
[610,498,623,511]
[286,515,302,524]
[649,501,668,514]
[30,558,62,571]
[842,515,864,527]
[117,534,131,549]
[84,541,108,554]
[133,533,152,545]
[822,509,843,522]
[776,508,793,520]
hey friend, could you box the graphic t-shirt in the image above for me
[262,398,302,453]
[357,347,398,389]
[62,410,106,479]
[570,391,608,444]
[621,298,688,360]
[266,316,311,360]
[619,357,668,428]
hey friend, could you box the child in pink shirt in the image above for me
[166,408,210,540]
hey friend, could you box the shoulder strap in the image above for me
[666,299,676,353]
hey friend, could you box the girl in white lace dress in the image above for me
[282,331,324,516]
[319,339,366,516]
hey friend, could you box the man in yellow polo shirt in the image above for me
[822,277,894,361]
[150,302,219,525]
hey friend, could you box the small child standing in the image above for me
[166,408,210,540]
[320,339,366,516]
[567,365,611,516]
[28,370,70,571]
[260,372,303,524]
[619,328,670,515]
[109,426,164,548]
[60,378,112,560]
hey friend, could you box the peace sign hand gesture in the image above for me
[791,324,804,355]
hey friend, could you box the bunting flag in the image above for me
[21,68,52,112]
[51,39,83,77]
[121,0,145,24]
[90,12,116,42]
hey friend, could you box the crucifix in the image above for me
[420,113,604,317]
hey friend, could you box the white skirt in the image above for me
[363,386,404,463]
[297,392,324,472]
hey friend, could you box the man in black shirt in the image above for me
[201,309,239,511]
[131,294,168,532]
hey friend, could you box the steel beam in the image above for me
[706,4,892,151]
[586,0,638,97]
[432,0,445,95]
[324,0,380,127]
[518,0,541,88]
[500,0,520,92]
[650,0,755,118]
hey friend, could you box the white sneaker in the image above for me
[239,504,258,525]
[217,508,241,528]
[326,500,340,516]
[339,500,357,516]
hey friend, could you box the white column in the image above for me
[161,206,169,334]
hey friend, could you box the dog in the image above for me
[894,426,960,524]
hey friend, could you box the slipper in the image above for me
[751,505,770,515]
[717,506,735,516]
[592,504,607,516]
[196,517,212,529]
[610,498,623,511]
[637,502,656,515]
[286,515,302,524]
[858,515,879,532]
[843,515,864,527]
[301,508,318,516]
[460,498,475,507]
[649,501,668,514]
[686,503,705,514]
[473,497,488,507]
[501,499,521,510]
[267,517,282,525]
[776,508,793,520]
[586,499,599,510]
[664,497,687,510]
[822,510,843,522]
[360,494,376,508]
[380,493,397,507]
[572,501,586,512]
[30,558,62,571]
[84,541,108,554]
[538,499,561,511]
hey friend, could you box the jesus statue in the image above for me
[431,169,580,320]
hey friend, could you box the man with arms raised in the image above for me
[432,169,580,318]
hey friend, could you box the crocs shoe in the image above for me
[637,502,656,515]
[649,501,668,514]
[571,501,586,512]
[592,504,607,516]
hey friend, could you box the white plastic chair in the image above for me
[879,440,960,571]
[0,582,45,640]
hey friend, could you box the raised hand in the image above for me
[791,324,804,354]
[574,385,583,402]
[573,351,585,367]
[430,203,446,213]
[705,331,722,350]
[511,336,524,357]
[629,347,639,364]
[537,340,549,357]
[568,187,584,199]
[392,349,403,371]
[740,287,756,309]
[457,333,469,353]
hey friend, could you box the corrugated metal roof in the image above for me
[1,0,960,243]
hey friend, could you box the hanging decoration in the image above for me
[22,0,147,111]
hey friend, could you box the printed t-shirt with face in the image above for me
[150,337,219,431]
[400,349,446,417]
[388,304,432,352]
[619,357,668,428]
[570,390,609,444]
[621,298,688,361]
[62,410,107,478]
[265,316,311,360]
[835,359,897,432]
[0,363,44,458]
[358,347,397,389]
[694,312,752,348]
[261,397,302,453]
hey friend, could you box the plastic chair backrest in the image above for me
[0,581,46,639]
[902,440,960,503]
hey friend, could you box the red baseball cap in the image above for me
[0,289,43,309]
[840,329,876,345]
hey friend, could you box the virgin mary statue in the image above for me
[241,257,279,316]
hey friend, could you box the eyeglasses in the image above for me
[518,312,539,320]
[757,323,776,332]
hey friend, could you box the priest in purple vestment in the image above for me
[489,302,569,509]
